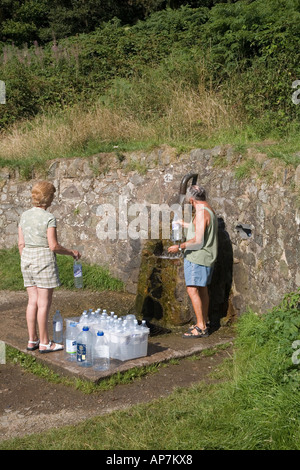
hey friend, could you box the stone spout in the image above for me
[179,173,198,196]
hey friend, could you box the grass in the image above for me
[5,345,164,394]
[6,343,232,393]
[234,157,259,180]
[0,104,156,177]
[1,76,298,175]
[0,246,124,291]
[1,290,300,450]
[0,95,299,180]
[0,246,23,290]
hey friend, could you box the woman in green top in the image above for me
[18,181,81,353]
[168,185,218,338]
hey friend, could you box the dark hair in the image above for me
[188,185,206,201]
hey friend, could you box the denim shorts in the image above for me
[184,258,214,287]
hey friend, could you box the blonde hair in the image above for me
[32,181,56,207]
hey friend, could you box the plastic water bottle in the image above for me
[171,215,181,241]
[94,309,101,321]
[53,310,63,344]
[79,310,88,324]
[125,314,136,327]
[76,326,93,367]
[65,321,78,361]
[89,310,97,325]
[93,331,110,371]
[73,259,83,288]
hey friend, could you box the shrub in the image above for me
[0,2,299,137]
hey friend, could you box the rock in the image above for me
[295,164,300,188]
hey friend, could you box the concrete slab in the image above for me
[0,290,235,383]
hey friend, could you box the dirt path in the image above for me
[0,347,231,442]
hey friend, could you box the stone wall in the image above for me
[1,145,299,320]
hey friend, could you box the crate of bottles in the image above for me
[64,310,149,362]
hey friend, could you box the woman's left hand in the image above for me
[72,250,81,260]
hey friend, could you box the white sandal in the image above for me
[39,341,64,354]
[27,340,40,351]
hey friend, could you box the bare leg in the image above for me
[26,286,38,346]
[186,285,209,333]
[36,287,54,348]
[199,286,209,325]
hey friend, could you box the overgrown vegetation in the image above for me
[0,246,124,291]
[1,290,299,450]
[0,1,299,172]
[0,1,249,46]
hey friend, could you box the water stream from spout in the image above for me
[179,193,186,205]
[156,254,182,259]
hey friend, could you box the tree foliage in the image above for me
[0,0,237,45]
[0,0,299,133]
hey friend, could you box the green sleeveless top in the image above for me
[184,206,218,267]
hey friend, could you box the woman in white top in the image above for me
[18,181,81,353]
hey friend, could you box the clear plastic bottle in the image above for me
[76,326,93,367]
[171,213,181,241]
[131,320,142,358]
[73,259,83,288]
[93,331,110,371]
[94,309,101,321]
[65,321,78,361]
[79,310,88,323]
[89,311,97,325]
[125,314,136,327]
[53,310,63,344]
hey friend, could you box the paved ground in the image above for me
[0,289,234,442]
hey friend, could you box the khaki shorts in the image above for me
[21,247,60,289]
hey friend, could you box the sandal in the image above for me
[188,321,210,332]
[39,341,64,354]
[182,325,209,339]
[27,340,40,351]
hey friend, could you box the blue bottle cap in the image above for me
[97,331,104,336]
[83,326,89,331]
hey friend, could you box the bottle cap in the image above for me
[97,331,104,336]
[82,326,89,331]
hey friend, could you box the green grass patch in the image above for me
[6,345,163,394]
[0,246,24,290]
[56,254,124,292]
[6,343,231,394]
[234,157,259,180]
[0,246,124,291]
